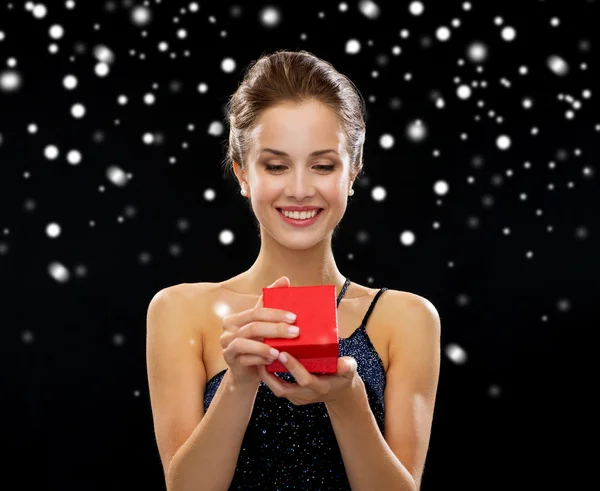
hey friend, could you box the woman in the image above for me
[147,49,441,490]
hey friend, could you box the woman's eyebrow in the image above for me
[260,148,339,157]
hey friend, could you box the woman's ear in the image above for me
[233,161,245,187]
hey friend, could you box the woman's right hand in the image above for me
[220,276,300,387]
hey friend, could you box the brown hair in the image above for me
[221,49,367,184]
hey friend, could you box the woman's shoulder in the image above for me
[151,282,224,327]
[158,281,222,300]
[373,287,441,348]
[159,279,256,316]
[373,286,437,318]
[352,282,413,306]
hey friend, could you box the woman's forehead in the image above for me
[252,112,344,152]
[256,101,340,132]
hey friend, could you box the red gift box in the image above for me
[263,283,339,374]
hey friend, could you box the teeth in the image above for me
[281,209,319,220]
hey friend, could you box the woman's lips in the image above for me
[277,208,324,227]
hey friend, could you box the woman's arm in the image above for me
[147,286,260,491]
[166,370,259,491]
[325,292,441,491]
[326,378,417,491]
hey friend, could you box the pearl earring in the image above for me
[349,188,354,196]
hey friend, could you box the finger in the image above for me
[237,320,300,342]
[238,353,276,366]
[258,365,296,396]
[256,276,290,309]
[223,336,280,364]
[223,276,291,334]
[277,352,320,389]
[337,356,357,379]
[249,276,293,331]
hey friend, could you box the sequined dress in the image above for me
[203,279,388,490]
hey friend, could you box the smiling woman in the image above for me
[232,94,363,249]
[147,49,440,491]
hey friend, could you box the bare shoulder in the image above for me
[380,289,439,313]
[149,281,221,321]
[344,281,382,301]
[145,281,219,372]
[145,280,224,477]
[146,281,226,361]
[154,281,219,303]
[379,289,442,358]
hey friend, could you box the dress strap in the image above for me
[357,287,388,330]
[336,277,351,307]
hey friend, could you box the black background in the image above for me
[1,1,598,489]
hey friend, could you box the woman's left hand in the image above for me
[257,353,360,406]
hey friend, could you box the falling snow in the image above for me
[0,8,596,481]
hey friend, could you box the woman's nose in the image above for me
[286,175,316,199]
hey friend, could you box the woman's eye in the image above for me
[265,164,335,172]
[265,164,286,172]
[315,165,335,172]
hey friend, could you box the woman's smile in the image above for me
[276,208,324,227]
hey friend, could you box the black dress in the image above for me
[203,279,388,490]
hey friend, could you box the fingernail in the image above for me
[269,348,280,358]
[285,313,296,322]
[279,352,288,364]
[288,326,300,334]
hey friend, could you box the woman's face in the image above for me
[238,100,353,248]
